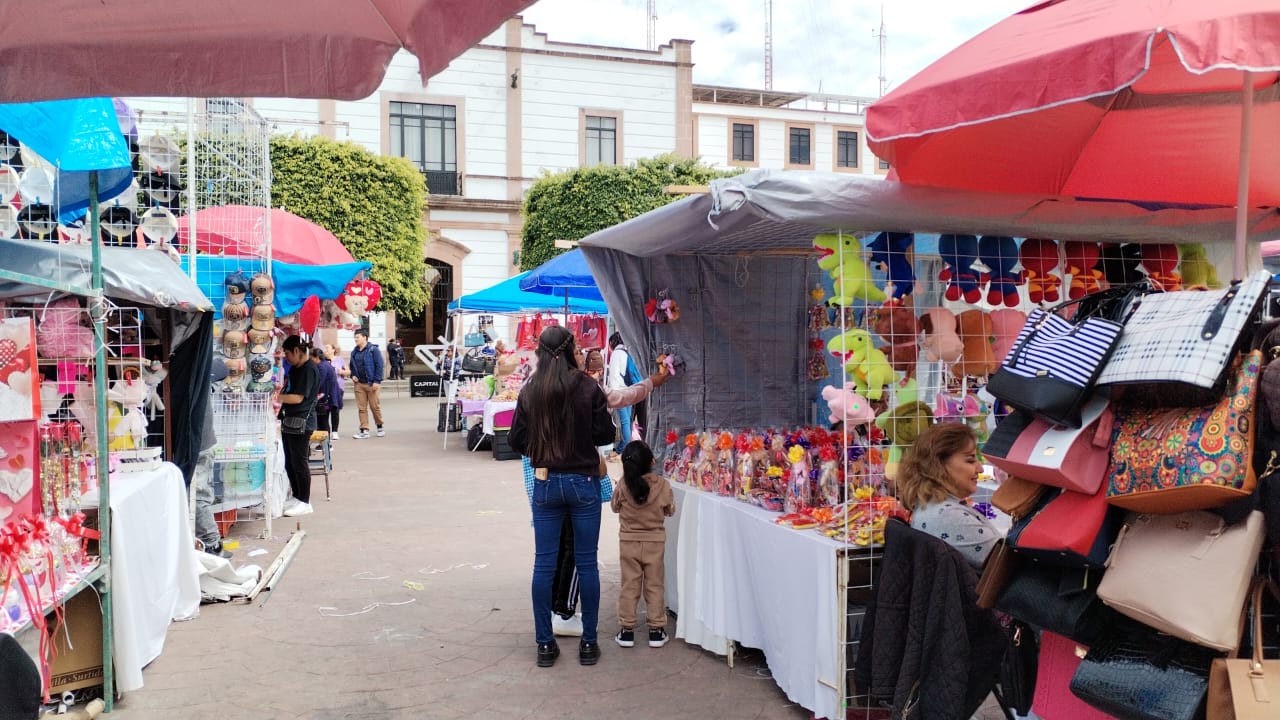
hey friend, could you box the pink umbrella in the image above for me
[177,206,356,266]
[0,0,535,102]
[866,0,1280,276]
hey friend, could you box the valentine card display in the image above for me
[0,422,36,525]
[0,317,38,422]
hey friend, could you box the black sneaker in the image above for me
[536,641,559,668]
[579,640,600,665]
[203,543,233,559]
[614,629,635,648]
[648,628,669,648]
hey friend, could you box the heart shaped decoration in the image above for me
[0,467,32,502]
[0,338,16,368]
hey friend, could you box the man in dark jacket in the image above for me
[387,337,406,380]
[348,328,385,438]
[854,519,1006,720]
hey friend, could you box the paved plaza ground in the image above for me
[110,390,816,720]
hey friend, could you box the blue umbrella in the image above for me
[0,97,133,221]
[449,272,608,314]
[518,248,605,302]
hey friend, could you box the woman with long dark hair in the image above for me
[508,326,616,668]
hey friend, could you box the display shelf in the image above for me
[1,560,104,636]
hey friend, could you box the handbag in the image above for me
[1033,631,1116,720]
[1107,350,1261,514]
[984,394,1112,493]
[281,415,306,434]
[463,331,486,348]
[460,351,495,375]
[987,289,1132,427]
[1070,616,1219,720]
[1207,579,1280,720]
[994,562,1107,644]
[998,620,1039,716]
[1098,270,1271,389]
[1097,510,1264,653]
[976,539,1019,609]
[1007,485,1121,568]
[991,475,1050,519]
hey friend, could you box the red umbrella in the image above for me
[177,206,356,266]
[866,0,1280,276]
[0,0,535,102]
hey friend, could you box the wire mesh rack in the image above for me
[210,391,273,461]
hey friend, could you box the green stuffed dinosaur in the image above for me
[874,379,933,482]
[813,232,887,305]
[827,328,896,401]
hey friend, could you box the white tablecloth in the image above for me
[105,463,202,692]
[482,400,517,435]
[666,483,842,720]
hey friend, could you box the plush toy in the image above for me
[1179,244,1221,288]
[874,380,933,483]
[1063,241,1105,299]
[813,232,886,305]
[821,382,874,426]
[938,233,982,303]
[1100,243,1145,285]
[140,360,167,420]
[989,309,1028,365]
[868,305,920,375]
[826,329,896,401]
[1140,243,1182,291]
[866,231,915,302]
[978,235,1021,307]
[953,309,997,380]
[1020,238,1062,304]
[36,298,92,358]
[918,308,963,363]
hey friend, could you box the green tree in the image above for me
[520,154,734,270]
[269,135,429,318]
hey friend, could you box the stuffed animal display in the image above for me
[919,308,963,363]
[875,380,932,482]
[978,235,1021,308]
[938,233,982,303]
[821,383,874,426]
[826,329,895,401]
[1179,244,1221,288]
[953,309,998,380]
[868,305,920,375]
[1099,243,1145,286]
[1063,241,1104,299]
[1019,238,1062,304]
[866,232,915,302]
[1140,243,1182,291]
[813,232,886,305]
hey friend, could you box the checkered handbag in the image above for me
[1097,270,1272,388]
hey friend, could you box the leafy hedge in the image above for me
[520,154,735,270]
[269,135,429,317]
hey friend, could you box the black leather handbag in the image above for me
[997,620,1038,716]
[460,351,495,375]
[993,562,1107,644]
[1070,617,1217,720]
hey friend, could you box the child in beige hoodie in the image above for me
[611,440,676,648]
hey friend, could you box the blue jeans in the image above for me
[614,405,632,454]
[531,472,601,644]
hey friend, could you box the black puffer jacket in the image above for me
[853,519,1006,720]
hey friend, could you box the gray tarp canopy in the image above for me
[0,237,213,348]
[579,169,1279,437]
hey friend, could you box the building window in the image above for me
[206,97,244,134]
[585,115,617,166]
[789,127,811,166]
[878,158,891,171]
[390,101,458,194]
[732,123,755,162]
[837,130,859,168]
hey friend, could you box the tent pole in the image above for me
[89,171,116,712]
[1233,71,1254,280]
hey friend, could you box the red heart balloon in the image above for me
[299,296,321,335]
[362,279,381,310]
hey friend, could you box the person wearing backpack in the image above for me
[606,332,640,456]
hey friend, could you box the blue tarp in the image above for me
[0,98,133,220]
[179,255,372,316]
[449,272,608,314]
[518,248,605,301]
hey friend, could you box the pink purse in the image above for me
[984,394,1111,493]
[1033,631,1114,720]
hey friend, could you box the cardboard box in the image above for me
[46,589,104,694]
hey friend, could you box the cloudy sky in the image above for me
[521,0,1031,98]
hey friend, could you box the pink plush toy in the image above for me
[989,309,1028,364]
[37,298,93,358]
[919,308,963,363]
[821,383,875,427]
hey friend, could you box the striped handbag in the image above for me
[987,292,1129,428]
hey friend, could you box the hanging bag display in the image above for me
[984,394,1113,493]
[1033,631,1116,720]
[1106,350,1261,514]
[1098,270,1271,389]
[1207,579,1280,720]
[460,349,495,375]
[1097,510,1265,653]
[986,289,1132,427]
[991,475,1051,519]
[994,563,1107,644]
[1070,616,1219,720]
[1006,485,1121,569]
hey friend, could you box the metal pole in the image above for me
[89,172,115,711]
[1233,71,1254,281]
[185,98,197,280]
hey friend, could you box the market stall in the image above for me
[580,168,1274,719]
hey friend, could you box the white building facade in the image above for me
[128,17,881,347]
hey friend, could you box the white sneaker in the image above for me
[552,613,583,637]
[376,427,386,437]
[330,432,339,441]
[353,430,370,439]
[283,501,313,517]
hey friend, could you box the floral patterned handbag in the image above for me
[1106,350,1261,514]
